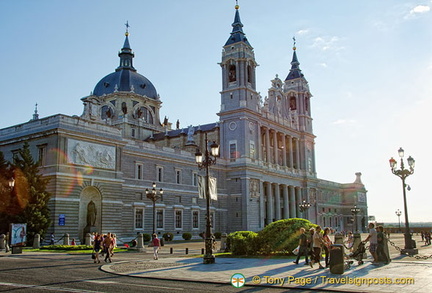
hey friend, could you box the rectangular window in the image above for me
[136,163,143,180]
[229,141,237,161]
[135,209,144,229]
[192,211,199,229]
[157,166,163,182]
[38,145,47,166]
[175,210,183,229]
[156,209,164,229]
[192,172,198,186]
[175,169,181,184]
[131,128,136,138]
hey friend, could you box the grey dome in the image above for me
[93,70,158,99]
[93,33,158,99]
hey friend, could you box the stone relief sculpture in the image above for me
[249,179,260,198]
[68,139,116,170]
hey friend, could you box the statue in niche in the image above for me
[86,200,97,227]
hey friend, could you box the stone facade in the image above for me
[0,7,367,243]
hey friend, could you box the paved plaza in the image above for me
[101,233,432,292]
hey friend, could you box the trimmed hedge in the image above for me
[40,245,92,250]
[182,232,192,240]
[227,218,316,256]
[162,232,174,242]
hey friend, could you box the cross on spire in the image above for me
[125,21,130,36]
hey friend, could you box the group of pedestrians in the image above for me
[421,231,431,245]
[92,232,116,263]
[293,225,332,269]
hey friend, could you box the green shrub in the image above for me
[182,232,192,240]
[214,232,222,239]
[257,218,316,255]
[162,232,174,242]
[40,245,92,250]
[227,231,259,256]
[142,233,151,242]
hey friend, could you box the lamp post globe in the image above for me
[395,209,402,232]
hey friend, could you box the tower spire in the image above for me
[285,36,304,81]
[32,103,39,120]
[225,1,251,47]
[117,21,136,72]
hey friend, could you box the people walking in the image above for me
[103,233,113,263]
[376,225,389,264]
[310,226,325,269]
[93,233,102,264]
[152,233,161,260]
[322,227,332,268]
[293,228,309,265]
[364,223,379,264]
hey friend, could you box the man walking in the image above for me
[293,228,309,265]
[364,223,378,264]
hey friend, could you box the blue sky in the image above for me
[1,1,431,223]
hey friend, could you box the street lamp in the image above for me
[195,132,219,264]
[395,209,402,232]
[389,147,417,255]
[9,178,15,189]
[298,200,311,219]
[145,182,163,234]
[350,205,361,233]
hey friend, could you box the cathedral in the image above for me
[0,5,367,242]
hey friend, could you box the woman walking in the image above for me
[93,233,102,264]
[322,227,332,268]
[310,226,326,269]
[152,233,161,260]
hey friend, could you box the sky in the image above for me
[0,0,431,223]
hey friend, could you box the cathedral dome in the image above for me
[93,70,158,99]
[93,30,158,99]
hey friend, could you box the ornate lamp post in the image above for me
[195,132,219,264]
[298,200,311,219]
[145,182,163,234]
[395,209,402,232]
[389,147,417,255]
[350,205,361,233]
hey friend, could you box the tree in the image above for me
[0,151,13,233]
[12,142,52,244]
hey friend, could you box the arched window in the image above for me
[135,106,154,124]
[228,64,236,82]
[289,97,297,110]
[101,105,114,120]
[247,65,252,83]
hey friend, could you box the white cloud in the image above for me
[297,29,310,35]
[410,5,430,14]
[311,36,345,51]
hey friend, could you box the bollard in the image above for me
[63,233,69,245]
[136,233,145,252]
[219,233,227,252]
[185,248,189,254]
[85,233,91,246]
[170,247,173,254]
[0,234,5,250]
[33,234,40,249]
[333,233,344,245]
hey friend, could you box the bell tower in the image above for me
[219,3,260,114]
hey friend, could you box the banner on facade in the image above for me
[198,176,218,200]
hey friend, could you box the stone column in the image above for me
[274,183,281,220]
[283,185,289,219]
[295,138,301,170]
[266,182,273,224]
[289,185,296,217]
[273,131,278,165]
[259,180,265,228]
[295,187,302,218]
[265,128,271,163]
[288,136,293,168]
[258,125,263,161]
[282,135,287,167]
